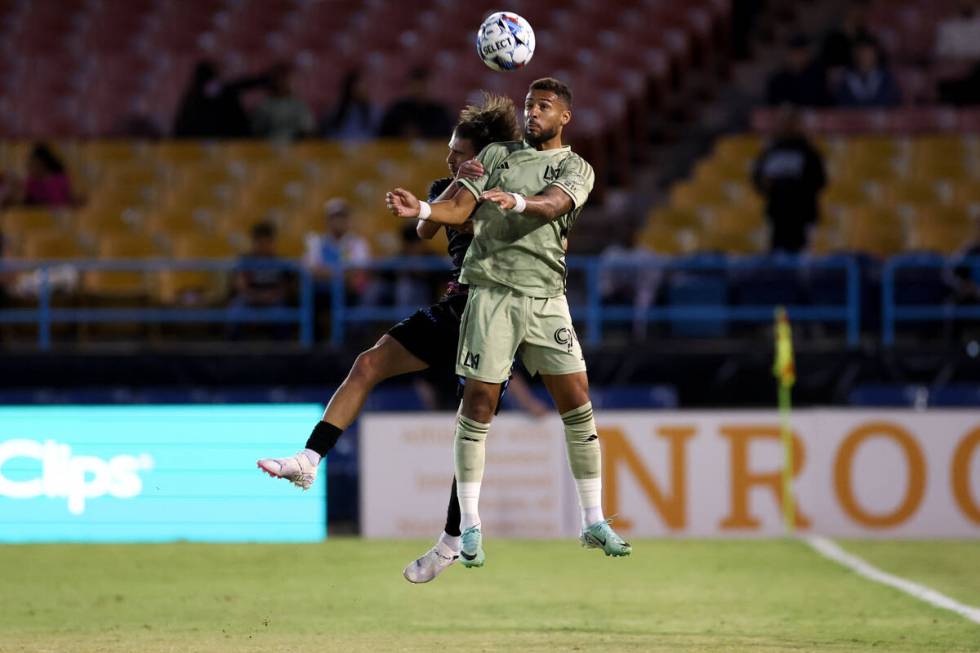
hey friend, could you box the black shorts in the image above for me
[387,293,468,375]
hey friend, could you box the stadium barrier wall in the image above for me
[0,404,325,543]
[361,410,980,539]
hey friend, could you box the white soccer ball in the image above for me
[476,11,535,72]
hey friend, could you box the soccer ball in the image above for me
[476,12,535,72]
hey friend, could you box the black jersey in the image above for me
[428,177,473,286]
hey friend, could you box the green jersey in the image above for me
[457,141,595,298]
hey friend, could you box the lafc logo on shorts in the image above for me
[554,327,575,353]
[464,352,481,370]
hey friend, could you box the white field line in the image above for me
[805,536,980,625]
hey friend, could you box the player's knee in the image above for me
[462,387,497,423]
[350,348,384,387]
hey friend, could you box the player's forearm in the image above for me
[423,197,473,225]
[416,219,441,239]
[521,195,567,221]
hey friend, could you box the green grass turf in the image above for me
[1,539,978,653]
[841,540,980,607]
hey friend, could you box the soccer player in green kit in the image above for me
[386,77,631,566]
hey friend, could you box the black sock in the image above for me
[305,421,343,457]
[444,476,462,537]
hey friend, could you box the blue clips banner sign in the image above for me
[0,405,325,542]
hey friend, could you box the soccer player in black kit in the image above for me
[258,94,525,583]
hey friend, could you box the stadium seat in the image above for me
[23,229,87,259]
[84,233,159,297]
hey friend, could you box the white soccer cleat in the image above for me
[403,543,458,584]
[256,452,318,490]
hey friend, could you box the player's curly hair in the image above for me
[455,93,520,152]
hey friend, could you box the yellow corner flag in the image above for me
[774,307,795,389]
[774,307,796,534]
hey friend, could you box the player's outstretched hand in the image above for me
[480,187,517,211]
[455,159,484,181]
[386,188,420,218]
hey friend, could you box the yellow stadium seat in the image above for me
[293,142,347,163]
[85,234,159,297]
[276,229,308,258]
[713,135,762,163]
[73,206,136,235]
[647,206,701,229]
[907,220,973,255]
[840,207,905,257]
[142,207,206,237]
[83,141,144,165]
[951,181,980,206]
[694,229,761,255]
[840,156,896,182]
[22,229,87,259]
[845,136,900,160]
[669,180,729,211]
[823,181,870,207]
[907,205,972,229]
[638,223,690,255]
[810,223,842,256]
[153,142,213,166]
[157,236,235,304]
[217,141,284,164]
[1,207,61,241]
[693,157,750,184]
[703,206,765,233]
[878,180,941,206]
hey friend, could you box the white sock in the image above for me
[301,449,321,466]
[576,477,604,527]
[437,531,460,554]
[457,481,481,530]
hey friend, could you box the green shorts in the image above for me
[455,284,587,383]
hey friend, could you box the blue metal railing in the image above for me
[0,259,314,350]
[330,254,861,347]
[0,255,862,349]
[882,254,977,346]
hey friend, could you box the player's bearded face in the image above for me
[523,91,568,145]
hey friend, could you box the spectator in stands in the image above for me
[303,198,371,302]
[752,107,827,254]
[174,60,271,138]
[377,67,453,138]
[321,70,380,140]
[767,35,830,107]
[820,1,876,72]
[20,143,76,208]
[936,1,980,105]
[833,38,902,107]
[0,233,9,310]
[230,221,294,339]
[947,225,980,303]
[251,63,315,141]
[936,0,980,61]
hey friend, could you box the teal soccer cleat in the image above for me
[459,526,485,568]
[581,519,632,557]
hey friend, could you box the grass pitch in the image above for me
[1,539,978,652]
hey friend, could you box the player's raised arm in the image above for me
[417,159,485,238]
[481,152,594,221]
[479,185,573,222]
[387,183,477,226]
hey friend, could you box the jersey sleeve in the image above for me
[549,154,594,209]
[427,177,453,202]
[457,143,509,200]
